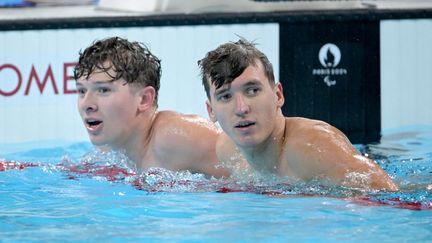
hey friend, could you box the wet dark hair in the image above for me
[74,36,161,105]
[198,38,275,100]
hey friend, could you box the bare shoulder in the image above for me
[283,117,398,191]
[286,117,338,132]
[282,117,357,179]
[285,117,350,147]
[155,111,220,133]
[284,117,359,165]
[149,111,225,174]
[151,111,220,149]
[173,117,233,176]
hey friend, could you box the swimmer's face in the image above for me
[76,66,143,148]
[206,61,284,147]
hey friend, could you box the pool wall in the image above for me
[381,19,432,130]
[1,6,431,144]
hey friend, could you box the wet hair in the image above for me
[74,36,161,105]
[198,38,275,100]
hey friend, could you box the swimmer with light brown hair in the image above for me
[74,36,229,178]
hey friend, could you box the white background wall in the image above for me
[381,19,432,130]
[0,24,279,144]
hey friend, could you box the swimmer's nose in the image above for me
[79,93,98,113]
[235,95,250,116]
[85,104,97,113]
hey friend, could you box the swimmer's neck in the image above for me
[111,108,157,167]
[240,115,286,174]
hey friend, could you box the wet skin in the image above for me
[206,61,398,191]
[76,67,229,178]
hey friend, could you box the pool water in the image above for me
[1,125,432,242]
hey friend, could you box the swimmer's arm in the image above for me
[289,122,398,191]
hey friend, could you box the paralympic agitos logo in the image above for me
[0,62,77,97]
[312,43,348,87]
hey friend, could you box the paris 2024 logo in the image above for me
[312,43,348,87]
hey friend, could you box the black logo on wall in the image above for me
[312,43,348,87]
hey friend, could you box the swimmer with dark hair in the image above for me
[198,38,398,191]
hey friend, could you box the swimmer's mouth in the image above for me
[235,121,255,128]
[85,119,103,128]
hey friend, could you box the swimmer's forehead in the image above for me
[77,71,116,83]
[77,62,118,83]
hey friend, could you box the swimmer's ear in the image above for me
[275,82,285,108]
[137,86,156,112]
[206,100,217,123]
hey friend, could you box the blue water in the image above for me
[1,125,432,242]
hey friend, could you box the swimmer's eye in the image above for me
[97,87,111,94]
[77,88,86,96]
[245,87,260,96]
[216,93,232,102]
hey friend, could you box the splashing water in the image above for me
[1,126,432,210]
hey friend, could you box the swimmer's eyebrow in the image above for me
[243,80,262,87]
[214,80,261,96]
[75,80,116,88]
[93,80,115,84]
[214,86,231,96]
[243,79,261,86]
